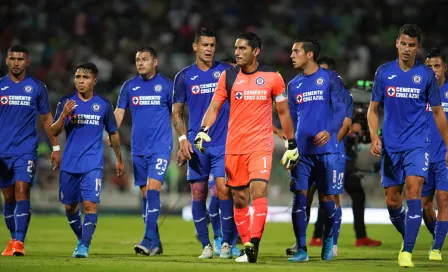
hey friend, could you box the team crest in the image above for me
[92,103,101,112]
[296,93,303,104]
[208,174,214,182]
[386,86,396,97]
[445,91,448,99]
[213,71,221,79]
[315,77,324,86]
[235,92,243,100]
[24,85,33,93]
[0,96,9,105]
[256,77,265,86]
[191,85,200,95]
[154,84,163,92]
[132,96,140,105]
[412,74,422,84]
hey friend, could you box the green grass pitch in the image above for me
[0,215,446,271]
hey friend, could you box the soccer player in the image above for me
[172,27,238,259]
[367,24,448,268]
[195,32,299,263]
[51,62,124,258]
[423,47,448,261]
[286,38,347,262]
[0,44,61,256]
[114,47,173,256]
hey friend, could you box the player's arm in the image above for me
[427,71,448,159]
[337,92,353,142]
[272,124,287,140]
[51,99,76,137]
[114,108,125,128]
[105,101,124,177]
[172,71,193,159]
[41,113,61,169]
[367,67,385,157]
[114,81,130,129]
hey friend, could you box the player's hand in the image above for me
[314,131,330,147]
[194,126,211,154]
[51,150,61,170]
[275,129,288,140]
[280,139,299,170]
[180,139,194,160]
[62,99,77,117]
[371,136,382,157]
[116,160,124,177]
[177,149,187,166]
[106,136,111,147]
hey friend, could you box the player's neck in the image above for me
[438,77,446,87]
[398,58,415,72]
[302,62,319,76]
[77,91,94,101]
[141,71,156,80]
[196,59,213,71]
[8,72,26,83]
[241,61,259,74]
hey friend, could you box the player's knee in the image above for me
[83,201,97,213]
[250,181,267,199]
[146,179,162,191]
[385,197,401,210]
[437,191,448,209]
[216,185,230,200]
[421,197,433,210]
[65,204,79,214]
[14,181,30,201]
[232,190,248,209]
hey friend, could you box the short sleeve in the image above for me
[37,83,51,114]
[104,100,118,133]
[212,71,228,104]
[173,71,186,104]
[116,81,130,109]
[371,67,384,102]
[272,72,286,96]
[53,99,64,124]
[427,70,441,106]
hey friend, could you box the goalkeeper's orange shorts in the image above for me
[224,151,272,190]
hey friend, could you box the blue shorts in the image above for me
[422,160,448,197]
[289,153,339,195]
[0,153,37,188]
[132,153,171,187]
[381,146,429,188]
[59,168,103,204]
[187,144,225,183]
[208,174,216,189]
[335,154,346,194]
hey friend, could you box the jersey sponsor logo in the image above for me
[0,86,9,91]
[386,86,396,97]
[24,85,33,93]
[412,74,422,84]
[92,103,101,112]
[235,91,243,100]
[315,77,324,86]
[69,114,101,125]
[154,84,163,92]
[191,85,200,95]
[213,71,221,79]
[236,90,268,101]
[296,93,303,104]
[190,82,218,95]
[386,86,420,99]
[255,77,265,86]
[296,90,324,104]
[131,95,161,106]
[0,96,9,105]
[0,95,31,106]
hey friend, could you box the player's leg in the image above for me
[422,164,436,239]
[0,156,16,256]
[309,183,324,246]
[208,181,222,246]
[332,158,345,256]
[132,155,148,222]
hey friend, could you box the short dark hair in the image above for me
[398,24,422,43]
[137,47,158,58]
[76,62,98,76]
[294,37,321,61]
[426,47,446,63]
[7,44,29,55]
[194,27,216,43]
[317,56,336,70]
[237,32,262,50]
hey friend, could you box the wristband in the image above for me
[178,135,187,143]
[287,139,297,150]
[199,126,209,133]
[52,145,61,152]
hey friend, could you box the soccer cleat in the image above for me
[398,251,414,268]
[235,249,248,263]
[232,245,240,257]
[309,237,323,246]
[12,240,25,256]
[429,249,442,261]
[2,239,15,256]
[149,246,163,256]
[219,242,232,259]
[134,244,150,256]
[244,241,258,263]
[198,244,213,259]
[288,248,309,262]
[332,245,338,257]
[75,244,89,258]
[286,242,298,256]
[214,237,222,255]
[72,240,82,257]
[355,237,382,247]
[321,236,333,261]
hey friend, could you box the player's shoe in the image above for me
[429,249,442,261]
[150,246,163,256]
[398,251,414,268]
[72,240,82,257]
[235,249,248,263]
[355,237,382,247]
[219,242,232,259]
[74,244,89,258]
[2,239,15,256]
[134,244,150,256]
[232,245,240,257]
[286,242,298,256]
[12,240,25,256]
[309,237,323,246]
[198,244,213,259]
[321,236,333,261]
[332,245,338,257]
[244,238,259,263]
[214,237,222,255]
[288,248,309,262]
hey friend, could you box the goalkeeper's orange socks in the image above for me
[252,198,268,239]
[234,206,251,244]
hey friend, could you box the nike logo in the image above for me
[296,83,302,88]
[147,209,159,213]
[235,80,245,84]
[422,167,428,171]
[236,220,246,226]
[68,220,78,224]
[190,75,199,80]
[194,217,206,223]
[16,213,29,217]
[0,86,9,91]
[255,213,267,216]
[132,86,141,91]
[388,75,397,79]
[209,213,219,217]
[4,215,14,219]
[223,216,233,220]
[409,215,421,219]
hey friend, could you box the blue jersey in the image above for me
[173,61,232,147]
[371,60,440,152]
[54,93,118,173]
[428,81,448,163]
[116,73,173,156]
[287,67,347,155]
[0,75,51,156]
[338,92,354,155]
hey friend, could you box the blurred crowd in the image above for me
[0,0,445,196]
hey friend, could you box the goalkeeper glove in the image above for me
[281,139,299,170]
[194,126,211,154]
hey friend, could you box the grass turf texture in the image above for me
[0,216,446,271]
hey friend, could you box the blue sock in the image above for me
[220,199,235,244]
[432,221,448,250]
[387,205,406,239]
[292,193,308,248]
[142,197,147,222]
[403,199,422,253]
[321,200,336,238]
[192,200,210,248]
[333,206,342,245]
[3,202,15,239]
[209,196,221,239]
[230,220,239,246]
[81,213,98,247]
[143,190,161,248]
[66,210,82,240]
[15,200,31,243]
[423,214,435,239]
